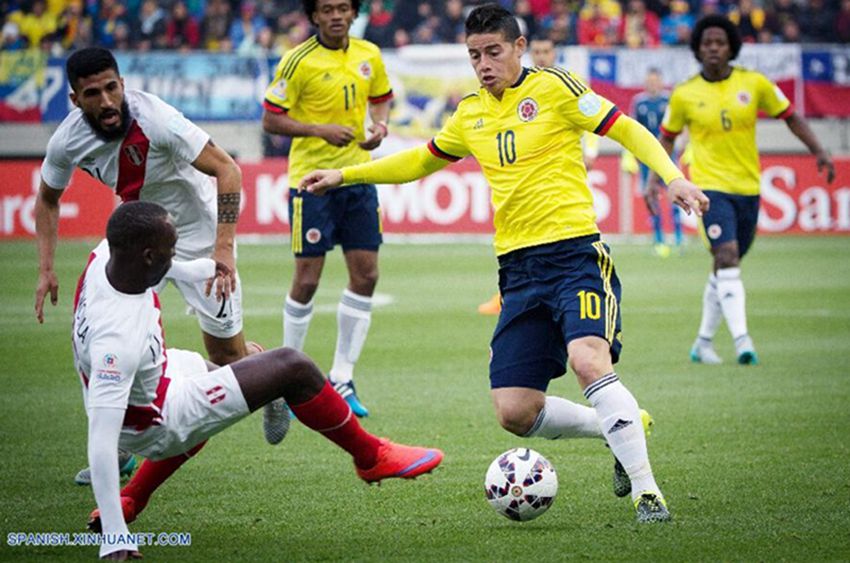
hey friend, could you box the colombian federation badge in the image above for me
[517,97,539,122]
[359,61,372,79]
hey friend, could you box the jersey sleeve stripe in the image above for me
[543,68,581,97]
[549,67,587,95]
[659,123,679,138]
[368,90,394,103]
[774,104,794,119]
[283,39,320,79]
[262,99,288,114]
[427,139,461,162]
[593,107,622,136]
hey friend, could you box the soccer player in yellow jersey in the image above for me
[651,15,835,366]
[301,4,710,523]
[260,0,394,429]
[477,35,598,315]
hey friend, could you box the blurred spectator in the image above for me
[93,0,128,48]
[55,0,91,50]
[364,0,394,47]
[8,0,58,48]
[837,0,850,43]
[437,0,465,43]
[578,0,619,46]
[514,0,538,39]
[728,0,766,43]
[540,0,577,45]
[134,0,167,50]
[229,1,266,51]
[780,18,801,42]
[411,2,440,44]
[767,0,800,35]
[166,0,200,50]
[274,11,310,50]
[659,0,694,45]
[1,21,26,50]
[392,27,410,47]
[618,0,660,47]
[799,0,836,42]
[200,0,231,50]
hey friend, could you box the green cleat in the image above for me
[74,450,137,486]
[735,335,759,365]
[612,409,654,498]
[634,492,671,523]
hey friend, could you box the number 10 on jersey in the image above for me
[496,130,516,166]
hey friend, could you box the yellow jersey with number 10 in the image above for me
[263,36,393,186]
[429,67,623,257]
[661,67,792,196]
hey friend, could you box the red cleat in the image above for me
[87,496,138,533]
[356,439,444,484]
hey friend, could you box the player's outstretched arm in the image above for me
[300,145,452,196]
[34,180,64,324]
[784,112,836,184]
[88,407,142,559]
[606,115,709,216]
[192,140,241,301]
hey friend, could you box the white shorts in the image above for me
[155,273,244,339]
[120,349,250,460]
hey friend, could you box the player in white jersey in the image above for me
[78,201,442,559]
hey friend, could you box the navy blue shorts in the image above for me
[701,190,760,257]
[288,184,382,257]
[489,235,623,392]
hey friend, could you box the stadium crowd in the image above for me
[2,0,849,54]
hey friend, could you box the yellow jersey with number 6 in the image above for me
[263,36,393,186]
[429,67,623,256]
[661,67,791,196]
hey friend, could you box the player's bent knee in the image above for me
[268,348,324,400]
[495,405,538,437]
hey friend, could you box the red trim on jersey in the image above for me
[263,100,288,114]
[659,124,679,139]
[368,90,394,104]
[116,120,150,202]
[123,291,171,430]
[427,139,461,162]
[73,251,98,313]
[775,105,794,120]
[594,108,622,136]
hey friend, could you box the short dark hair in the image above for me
[690,15,742,61]
[302,0,361,19]
[107,201,170,252]
[66,47,119,88]
[465,3,521,41]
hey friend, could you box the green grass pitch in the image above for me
[1,236,849,561]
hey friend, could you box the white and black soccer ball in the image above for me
[484,448,558,521]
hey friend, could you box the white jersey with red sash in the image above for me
[41,90,215,259]
[73,240,170,430]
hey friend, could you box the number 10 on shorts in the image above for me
[577,290,601,320]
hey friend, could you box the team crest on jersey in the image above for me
[517,97,539,122]
[306,228,322,244]
[272,79,287,99]
[103,353,118,367]
[707,224,722,239]
[123,145,144,166]
[359,61,372,79]
[578,92,603,117]
[737,91,751,105]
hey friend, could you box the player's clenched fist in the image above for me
[298,169,343,196]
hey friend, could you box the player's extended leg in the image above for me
[263,255,325,444]
[671,204,683,249]
[569,336,669,522]
[235,348,442,482]
[202,332,247,367]
[328,249,378,418]
[690,271,724,364]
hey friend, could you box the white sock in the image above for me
[584,373,660,501]
[329,289,372,384]
[697,273,723,340]
[283,295,313,351]
[716,267,748,340]
[523,396,602,440]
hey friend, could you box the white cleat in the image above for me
[690,338,723,364]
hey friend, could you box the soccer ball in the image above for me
[484,448,558,521]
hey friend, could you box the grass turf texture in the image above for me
[1,236,849,561]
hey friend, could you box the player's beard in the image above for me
[86,99,132,142]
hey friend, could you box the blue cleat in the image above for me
[735,335,759,365]
[331,379,369,418]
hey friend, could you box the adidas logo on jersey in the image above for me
[323,72,332,81]
[473,118,484,129]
